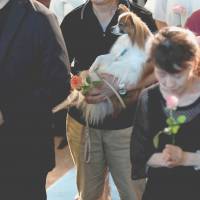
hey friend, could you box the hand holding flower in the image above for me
[70,70,102,95]
[84,73,120,104]
[84,87,107,104]
[162,144,185,167]
[148,144,186,168]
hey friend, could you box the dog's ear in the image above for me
[118,4,130,14]
[128,13,152,49]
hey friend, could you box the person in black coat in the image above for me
[0,0,70,199]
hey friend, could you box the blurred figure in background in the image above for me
[136,0,147,7]
[145,0,200,29]
[185,9,200,37]
[49,0,86,24]
[185,9,200,45]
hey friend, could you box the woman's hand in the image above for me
[147,144,186,168]
[162,144,185,167]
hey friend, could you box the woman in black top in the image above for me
[131,27,200,200]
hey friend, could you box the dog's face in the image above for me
[111,4,131,35]
[111,15,132,35]
[112,4,152,49]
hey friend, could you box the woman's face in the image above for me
[155,63,193,95]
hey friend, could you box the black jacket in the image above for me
[0,0,70,173]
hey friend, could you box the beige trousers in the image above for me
[67,115,145,200]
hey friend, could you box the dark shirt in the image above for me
[61,0,157,130]
[0,1,12,37]
[131,85,200,200]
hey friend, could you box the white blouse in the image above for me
[145,0,200,27]
[49,0,86,24]
[0,0,9,9]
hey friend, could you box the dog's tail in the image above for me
[52,99,70,113]
[52,90,81,113]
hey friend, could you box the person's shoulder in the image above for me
[129,1,157,32]
[18,0,56,23]
[22,0,52,16]
[139,83,159,102]
[144,83,159,94]
[61,4,84,25]
[23,0,59,28]
[129,1,153,17]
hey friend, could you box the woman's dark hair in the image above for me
[148,27,200,75]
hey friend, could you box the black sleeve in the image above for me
[61,14,82,75]
[60,15,75,64]
[130,90,154,179]
[1,13,71,123]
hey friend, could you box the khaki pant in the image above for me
[67,115,145,200]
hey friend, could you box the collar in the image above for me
[80,0,131,20]
[0,0,10,9]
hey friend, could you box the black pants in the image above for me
[0,171,48,200]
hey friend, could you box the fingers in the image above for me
[85,94,106,104]
[163,153,171,162]
[165,144,174,148]
[162,144,184,167]
[98,73,119,87]
[84,87,106,104]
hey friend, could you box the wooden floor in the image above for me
[46,137,74,188]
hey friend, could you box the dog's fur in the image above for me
[53,4,155,125]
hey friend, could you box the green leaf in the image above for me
[166,117,174,126]
[92,80,102,86]
[86,76,91,84]
[153,131,163,148]
[171,125,180,134]
[81,85,91,95]
[153,134,160,149]
[82,85,90,90]
[177,115,186,124]
[94,66,100,72]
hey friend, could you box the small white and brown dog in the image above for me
[53,4,154,125]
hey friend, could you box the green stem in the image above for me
[172,134,175,145]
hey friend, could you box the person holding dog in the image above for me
[0,0,71,199]
[61,0,156,199]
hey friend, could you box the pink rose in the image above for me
[166,95,179,110]
[172,4,187,15]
